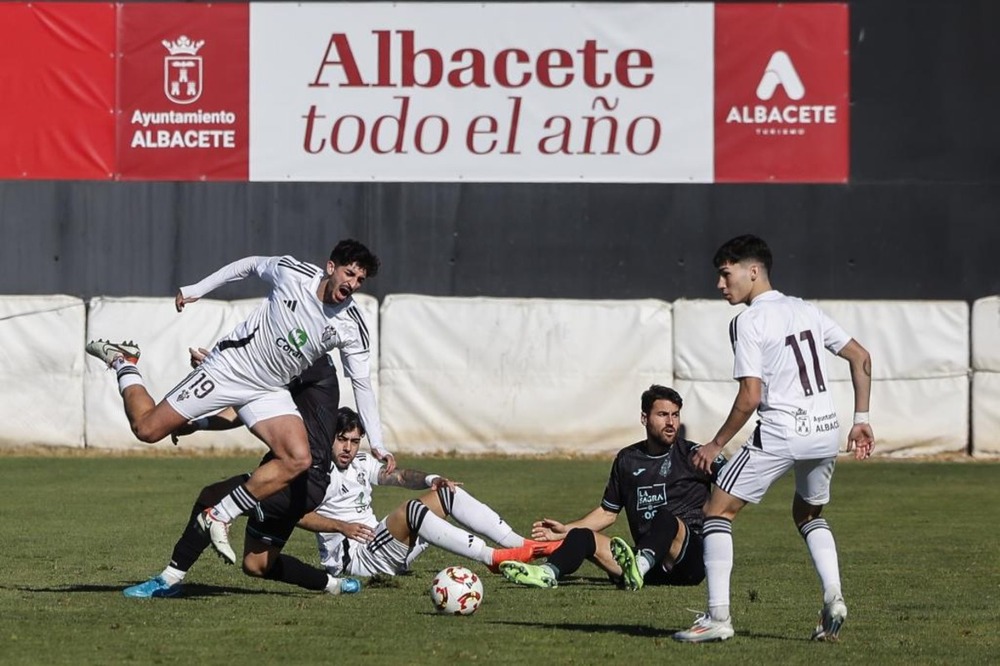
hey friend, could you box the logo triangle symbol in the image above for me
[756,51,805,101]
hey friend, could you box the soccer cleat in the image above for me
[86,339,141,366]
[195,508,237,565]
[525,539,562,558]
[499,561,557,589]
[610,537,643,591]
[811,596,848,641]
[328,577,362,596]
[488,544,538,573]
[123,575,181,599]
[673,611,735,643]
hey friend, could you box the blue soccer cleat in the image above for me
[123,575,181,599]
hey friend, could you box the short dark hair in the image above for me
[641,385,683,414]
[713,234,772,274]
[330,239,380,278]
[336,406,365,438]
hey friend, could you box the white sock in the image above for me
[442,487,521,547]
[414,507,491,564]
[210,484,258,523]
[703,518,734,621]
[160,565,186,586]
[801,518,843,603]
[637,548,655,577]
[325,575,345,595]
[112,359,144,394]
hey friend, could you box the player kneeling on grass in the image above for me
[500,385,724,591]
[301,409,557,578]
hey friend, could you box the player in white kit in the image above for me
[86,239,393,564]
[299,408,557,578]
[674,235,874,644]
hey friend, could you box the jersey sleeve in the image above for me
[818,307,852,355]
[731,312,764,380]
[600,455,624,513]
[364,453,385,485]
[179,256,279,299]
[339,304,372,378]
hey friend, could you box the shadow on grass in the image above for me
[7,583,296,598]
[492,620,808,643]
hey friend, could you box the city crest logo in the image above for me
[162,35,205,105]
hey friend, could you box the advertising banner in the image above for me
[249,3,715,182]
[0,2,115,179]
[117,2,250,180]
[714,3,849,182]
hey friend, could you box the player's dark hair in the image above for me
[330,239,380,278]
[641,385,683,414]
[713,234,772,274]
[336,406,365,437]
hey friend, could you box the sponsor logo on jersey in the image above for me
[812,412,840,433]
[636,484,667,511]
[283,299,298,312]
[274,328,308,359]
[794,408,812,437]
[632,467,647,477]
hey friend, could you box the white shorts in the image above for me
[715,444,836,505]
[322,518,429,577]
[163,366,300,429]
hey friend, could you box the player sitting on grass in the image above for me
[501,385,724,590]
[302,408,558,578]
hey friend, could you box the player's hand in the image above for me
[175,290,199,312]
[341,522,375,543]
[374,450,396,473]
[169,422,198,445]
[531,518,567,542]
[691,440,725,474]
[429,476,462,492]
[189,346,210,369]
[846,423,875,460]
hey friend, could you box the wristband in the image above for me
[191,417,210,430]
[425,474,441,488]
[853,412,870,425]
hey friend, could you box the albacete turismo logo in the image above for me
[725,50,838,136]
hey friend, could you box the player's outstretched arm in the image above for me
[694,376,761,473]
[378,467,457,491]
[176,256,273,310]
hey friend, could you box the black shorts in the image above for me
[245,467,329,548]
[644,530,705,587]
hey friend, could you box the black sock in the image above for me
[546,528,597,579]
[168,476,246,572]
[262,554,329,591]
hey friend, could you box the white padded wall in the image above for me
[379,295,672,454]
[972,296,1000,455]
[673,299,969,456]
[0,296,86,448]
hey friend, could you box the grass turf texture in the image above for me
[1,457,997,664]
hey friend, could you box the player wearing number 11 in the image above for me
[674,234,874,644]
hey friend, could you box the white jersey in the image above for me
[179,255,386,452]
[313,452,385,568]
[730,290,851,459]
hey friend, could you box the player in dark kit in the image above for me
[501,385,725,590]
[122,353,360,598]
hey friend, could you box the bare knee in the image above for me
[242,556,269,578]
[792,494,824,527]
[279,450,311,477]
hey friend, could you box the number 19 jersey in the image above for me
[730,290,852,459]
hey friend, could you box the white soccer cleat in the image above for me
[196,509,236,565]
[86,339,141,366]
[673,611,735,643]
[811,596,848,641]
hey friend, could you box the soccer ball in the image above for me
[429,566,484,615]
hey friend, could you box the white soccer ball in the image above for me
[430,566,484,615]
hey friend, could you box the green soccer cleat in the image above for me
[610,537,643,591]
[499,561,557,589]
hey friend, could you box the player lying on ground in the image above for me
[122,354,361,598]
[87,239,394,568]
[302,409,558,579]
[501,385,724,590]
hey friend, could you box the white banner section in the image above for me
[0,296,86,448]
[673,299,969,457]
[972,296,1000,455]
[250,2,713,182]
[379,295,673,454]
[84,295,380,451]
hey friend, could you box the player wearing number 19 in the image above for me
[86,240,393,566]
[674,234,875,645]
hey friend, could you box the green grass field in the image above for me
[1,455,997,665]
